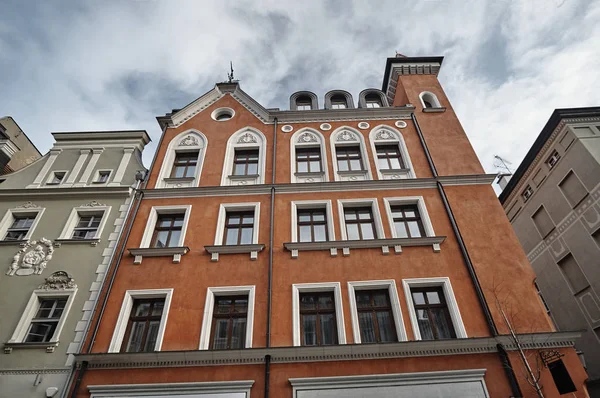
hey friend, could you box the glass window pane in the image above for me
[317,294,334,310]
[344,211,357,221]
[407,221,423,237]
[378,158,390,170]
[300,295,316,310]
[373,292,388,307]
[167,230,181,247]
[358,312,376,343]
[358,211,372,220]
[134,302,151,317]
[143,321,160,351]
[299,225,312,242]
[153,231,169,248]
[346,224,360,240]
[212,319,229,349]
[349,159,362,171]
[417,309,434,340]
[230,317,247,349]
[389,157,402,169]
[247,163,258,175]
[376,311,395,342]
[152,302,164,316]
[234,299,248,313]
[360,223,375,240]
[184,165,196,177]
[320,313,337,345]
[431,308,454,339]
[173,218,184,227]
[309,161,321,172]
[298,212,311,222]
[174,166,185,178]
[302,315,317,346]
[394,222,408,238]
[404,209,416,217]
[426,291,441,304]
[242,215,254,225]
[217,299,232,313]
[240,227,253,244]
[225,228,238,245]
[356,292,371,308]
[297,161,308,173]
[233,163,246,175]
[313,224,327,242]
[126,322,146,352]
[312,212,325,222]
[412,292,425,305]
[337,160,348,171]
[26,322,57,343]
[228,215,241,225]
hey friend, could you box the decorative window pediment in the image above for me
[330,127,372,182]
[290,129,329,183]
[156,130,207,189]
[369,125,415,180]
[222,128,267,186]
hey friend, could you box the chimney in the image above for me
[496,174,512,190]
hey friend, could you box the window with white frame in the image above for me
[419,91,441,109]
[199,286,255,350]
[58,205,111,241]
[369,126,415,180]
[214,203,260,246]
[291,200,335,243]
[0,207,45,241]
[347,280,406,344]
[156,130,207,189]
[46,171,67,185]
[383,197,435,240]
[330,127,372,182]
[221,128,267,186]
[365,93,383,108]
[88,381,254,398]
[338,199,385,241]
[292,282,346,346]
[139,205,191,248]
[358,89,389,109]
[108,288,173,353]
[93,170,112,184]
[402,277,467,340]
[290,129,329,183]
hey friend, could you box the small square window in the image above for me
[95,170,111,183]
[47,172,66,185]
[522,185,534,202]
[546,150,561,169]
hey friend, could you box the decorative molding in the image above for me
[80,200,107,208]
[336,130,358,142]
[204,244,265,262]
[0,368,70,375]
[38,271,77,290]
[6,238,54,276]
[128,246,190,265]
[281,125,294,133]
[319,123,332,131]
[179,135,199,146]
[358,122,370,130]
[375,129,393,140]
[395,120,407,128]
[0,186,132,199]
[296,131,318,143]
[236,132,258,144]
[88,380,255,397]
[16,201,41,209]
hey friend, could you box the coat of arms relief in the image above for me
[6,238,55,276]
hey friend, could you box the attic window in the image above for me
[211,108,235,122]
[296,97,312,111]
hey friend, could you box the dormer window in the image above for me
[365,93,382,108]
[419,92,442,110]
[296,97,313,111]
[358,89,388,108]
[330,95,347,109]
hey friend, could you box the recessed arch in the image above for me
[358,89,389,108]
[369,125,415,180]
[329,126,372,182]
[290,91,318,111]
[156,129,207,188]
[419,91,441,109]
[324,90,354,109]
[221,127,267,186]
[290,128,329,183]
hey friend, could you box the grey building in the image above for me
[499,107,600,396]
[0,130,149,398]
[0,116,42,174]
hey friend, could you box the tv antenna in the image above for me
[227,61,237,83]
[493,155,513,174]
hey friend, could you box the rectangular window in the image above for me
[121,298,165,353]
[170,151,198,178]
[297,209,328,243]
[297,102,312,111]
[331,101,346,109]
[210,296,248,350]
[376,145,405,170]
[548,359,577,394]
[48,172,66,185]
[532,206,554,238]
[558,254,589,293]
[71,214,102,239]
[336,146,363,172]
[559,171,588,207]
[390,205,425,238]
[299,292,338,346]
[344,207,376,240]
[24,298,68,343]
[296,147,322,173]
[355,290,396,343]
[546,150,561,168]
[366,101,381,108]
[151,214,184,248]
[224,211,254,245]
[522,185,533,202]
[233,149,259,176]
[410,287,456,340]
[5,215,36,240]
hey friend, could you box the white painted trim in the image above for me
[292,282,346,346]
[214,202,260,245]
[290,128,329,183]
[402,277,468,340]
[383,196,435,237]
[77,148,104,186]
[347,280,406,344]
[369,125,416,179]
[337,198,385,240]
[108,288,173,353]
[211,107,236,122]
[64,150,90,185]
[290,200,335,242]
[58,205,112,240]
[89,380,254,397]
[139,205,192,248]
[109,147,135,186]
[0,207,45,240]
[198,285,256,350]
[29,149,61,187]
[329,126,372,182]
[156,130,207,189]
[220,127,267,186]
[8,287,77,343]
[419,91,442,108]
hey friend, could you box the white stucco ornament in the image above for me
[6,238,55,276]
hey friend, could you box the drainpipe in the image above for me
[69,360,87,398]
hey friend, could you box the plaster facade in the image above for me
[0,116,42,174]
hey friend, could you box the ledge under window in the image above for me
[283,236,445,258]
[204,244,265,262]
[54,238,100,247]
[422,107,446,113]
[4,341,59,354]
[379,168,412,180]
[0,239,27,246]
[128,246,190,265]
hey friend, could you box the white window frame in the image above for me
[46,170,69,186]
[369,125,416,179]
[58,205,112,240]
[8,287,77,344]
[108,288,174,353]
[198,285,256,350]
[337,198,385,240]
[419,91,441,108]
[92,169,113,184]
[330,126,372,181]
[383,196,435,238]
[347,280,407,343]
[220,127,267,186]
[292,282,346,346]
[156,129,208,188]
[402,277,468,340]
[291,200,335,242]
[139,205,192,248]
[0,207,45,241]
[89,380,255,398]
[214,202,260,245]
[290,128,329,183]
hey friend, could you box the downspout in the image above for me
[265,117,277,398]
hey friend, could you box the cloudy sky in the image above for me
[1,0,599,175]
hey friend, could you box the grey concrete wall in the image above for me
[0,117,42,172]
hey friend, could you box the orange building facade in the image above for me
[70,56,590,398]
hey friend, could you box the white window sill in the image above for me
[4,341,59,354]
[204,244,265,262]
[379,168,412,180]
[54,238,100,247]
[0,239,28,246]
[161,177,196,189]
[128,246,190,265]
[336,170,369,181]
[422,107,446,113]
[284,236,445,258]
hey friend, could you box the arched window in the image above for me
[419,92,441,109]
[325,90,354,110]
[296,96,313,111]
[330,127,372,181]
[369,125,415,180]
[156,130,207,188]
[365,93,382,108]
[358,89,389,108]
[290,91,318,111]
[330,95,347,109]
[290,129,329,183]
[221,127,267,186]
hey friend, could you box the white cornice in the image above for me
[385,61,442,104]
[0,186,132,198]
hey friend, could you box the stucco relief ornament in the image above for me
[297,132,318,143]
[16,201,41,209]
[38,271,77,290]
[336,131,357,142]
[6,238,54,276]
[179,135,199,146]
[237,132,258,144]
[375,130,393,140]
[81,200,106,207]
